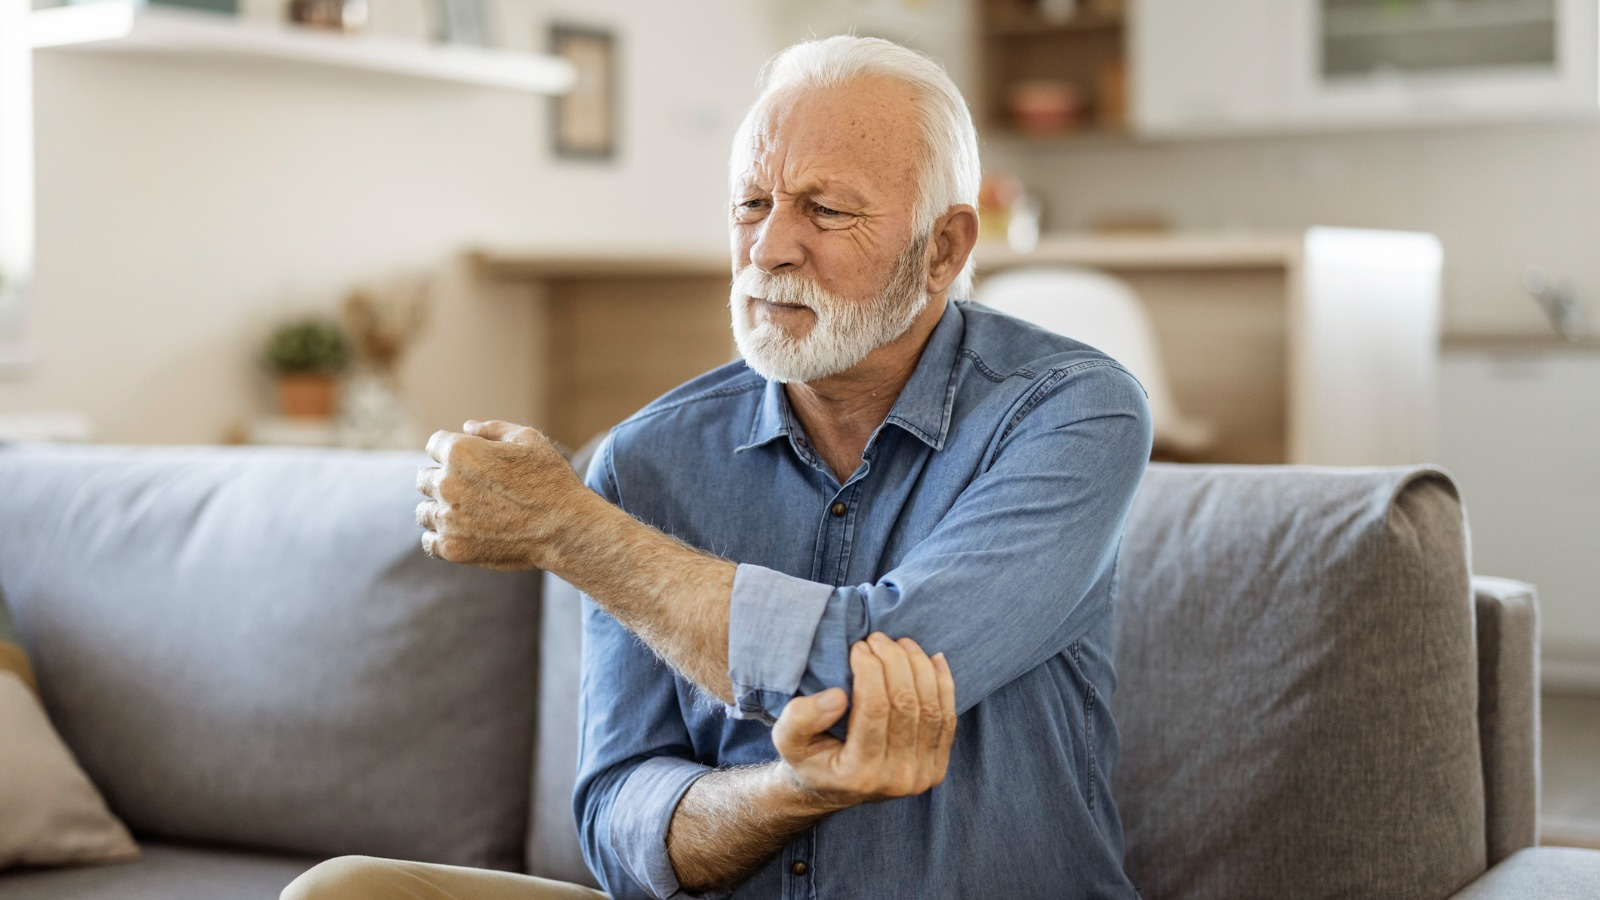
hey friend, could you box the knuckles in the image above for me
[856,696,892,720]
[889,690,921,716]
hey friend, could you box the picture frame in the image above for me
[549,25,618,161]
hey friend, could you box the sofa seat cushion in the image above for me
[1450,847,1600,899]
[1113,464,1485,900]
[0,445,542,870]
[0,842,319,900]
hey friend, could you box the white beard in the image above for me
[729,236,929,384]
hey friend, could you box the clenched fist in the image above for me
[416,420,587,571]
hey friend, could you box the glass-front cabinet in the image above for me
[1132,0,1599,135]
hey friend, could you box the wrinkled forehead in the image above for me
[729,77,924,194]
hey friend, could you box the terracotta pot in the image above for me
[278,373,339,419]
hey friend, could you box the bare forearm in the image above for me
[667,762,843,893]
[547,494,737,701]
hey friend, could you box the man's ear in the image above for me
[924,204,979,299]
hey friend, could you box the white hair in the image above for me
[731,35,981,299]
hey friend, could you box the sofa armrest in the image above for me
[1449,847,1600,899]
[1473,576,1539,865]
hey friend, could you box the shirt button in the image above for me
[829,501,846,517]
[791,861,808,876]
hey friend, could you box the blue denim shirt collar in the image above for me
[737,300,963,455]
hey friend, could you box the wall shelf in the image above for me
[28,2,575,94]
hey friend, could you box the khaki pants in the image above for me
[281,856,609,900]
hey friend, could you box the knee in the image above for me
[281,855,398,900]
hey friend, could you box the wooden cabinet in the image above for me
[977,0,1129,138]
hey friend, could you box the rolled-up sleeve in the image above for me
[607,757,710,897]
[726,565,842,723]
[724,361,1152,728]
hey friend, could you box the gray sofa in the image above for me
[0,444,1595,899]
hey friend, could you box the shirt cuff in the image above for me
[727,564,839,724]
[610,756,711,899]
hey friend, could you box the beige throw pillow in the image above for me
[0,587,140,871]
[0,672,140,869]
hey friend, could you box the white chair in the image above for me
[976,266,1213,457]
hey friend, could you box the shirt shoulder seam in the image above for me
[614,377,765,431]
[1000,359,1139,443]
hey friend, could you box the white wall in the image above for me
[0,0,774,443]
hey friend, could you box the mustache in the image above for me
[731,267,832,310]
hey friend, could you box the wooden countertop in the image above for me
[1442,334,1600,353]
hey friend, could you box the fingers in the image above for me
[424,430,459,464]
[849,634,957,798]
[844,640,889,767]
[931,652,957,784]
[416,466,440,499]
[464,420,538,444]
[772,689,848,761]
[415,499,435,531]
[869,633,921,780]
[897,637,944,785]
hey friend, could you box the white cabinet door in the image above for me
[1437,349,1600,688]
[1131,0,1298,136]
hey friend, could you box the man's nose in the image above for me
[748,205,805,274]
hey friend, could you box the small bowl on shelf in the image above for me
[1006,80,1087,136]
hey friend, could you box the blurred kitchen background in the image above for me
[1,0,1597,847]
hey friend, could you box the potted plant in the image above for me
[263,317,351,419]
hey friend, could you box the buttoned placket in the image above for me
[798,456,864,587]
[782,828,817,899]
[782,422,865,900]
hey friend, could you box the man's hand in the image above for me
[771,632,957,812]
[416,420,586,571]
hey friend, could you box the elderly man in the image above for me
[285,34,1148,900]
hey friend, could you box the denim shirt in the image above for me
[574,301,1151,900]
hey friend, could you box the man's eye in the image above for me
[737,199,768,212]
[815,205,843,217]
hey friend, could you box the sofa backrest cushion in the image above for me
[1113,464,1485,900]
[0,445,540,871]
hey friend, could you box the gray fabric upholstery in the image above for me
[3,443,1586,896]
[1472,577,1540,866]
[528,573,596,887]
[0,842,318,899]
[527,436,605,887]
[1113,464,1485,900]
[0,445,541,870]
[1448,847,1600,899]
